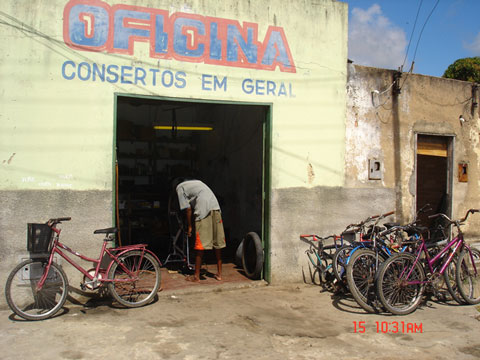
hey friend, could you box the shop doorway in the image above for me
[416,134,454,235]
[114,95,270,282]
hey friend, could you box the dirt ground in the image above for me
[1,281,480,360]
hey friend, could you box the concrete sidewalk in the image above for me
[1,283,479,360]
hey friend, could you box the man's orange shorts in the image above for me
[194,210,226,250]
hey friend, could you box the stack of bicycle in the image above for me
[300,206,480,315]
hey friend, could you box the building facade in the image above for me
[345,64,480,239]
[0,0,348,305]
[1,0,479,308]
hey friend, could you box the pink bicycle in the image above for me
[5,217,161,320]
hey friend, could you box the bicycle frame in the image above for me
[404,233,467,285]
[300,235,341,266]
[299,234,343,289]
[37,226,156,290]
[345,212,400,265]
[305,247,332,274]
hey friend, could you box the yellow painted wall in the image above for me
[0,0,347,190]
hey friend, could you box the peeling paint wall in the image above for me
[271,64,480,284]
[346,65,480,239]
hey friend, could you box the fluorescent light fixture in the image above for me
[153,126,213,131]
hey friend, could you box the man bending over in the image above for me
[175,179,226,282]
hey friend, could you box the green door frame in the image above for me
[112,93,273,283]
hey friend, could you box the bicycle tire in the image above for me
[346,248,385,313]
[308,263,323,286]
[5,259,68,321]
[443,254,465,304]
[376,253,425,315]
[108,251,161,307]
[332,245,351,283]
[456,248,480,305]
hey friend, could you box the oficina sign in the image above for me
[63,0,296,73]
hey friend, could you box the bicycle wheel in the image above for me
[305,250,325,285]
[443,254,465,304]
[5,259,68,321]
[346,248,385,313]
[332,245,352,283]
[376,253,425,315]
[456,248,480,305]
[108,251,161,307]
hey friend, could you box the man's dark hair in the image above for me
[171,176,194,191]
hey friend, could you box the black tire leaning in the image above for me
[5,259,69,321]
[235,239,244,267]
[346,248,385,313]
[242,232,264,280]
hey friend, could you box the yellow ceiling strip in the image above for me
[153,126,213,131]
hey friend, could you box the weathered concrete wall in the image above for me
[266,65,480,284]
[270,186,395,283]
[346,65,480,239]
[0,190,112,309]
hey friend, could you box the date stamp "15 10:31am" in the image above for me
[353,321,423,334]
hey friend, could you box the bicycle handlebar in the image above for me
[428,212,448,219]
[463,209,480,222]
[418,203,433,214]
[344,211,395,230]
[299,235,320,249]
[428,209,479,226]
[301,212,396,246]
[47,217,71,226]
[378,225,402,237]
[379,224,427,237]
[299,234,336,242]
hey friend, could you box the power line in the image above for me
[402,0,424,71]
[411,0,440,65]
[400,0,440,90]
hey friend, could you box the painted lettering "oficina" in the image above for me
[63,0,296,73]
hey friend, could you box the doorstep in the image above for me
[159,262,263,294]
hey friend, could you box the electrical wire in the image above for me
[377,82,395,96]
[371,2,425,108]
[400,0,440,90]
[411,0,440,65]
[401,0,424,71]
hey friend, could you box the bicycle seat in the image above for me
[93,227,118,235]
[384,222,400,229]
[405,225,428,236]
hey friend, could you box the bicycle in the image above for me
[299,234,343,291]
[331,212,397,284]
[375,209,480,315]
[5,217,162,320]
[343,205,440,313]
[345,211,397,313]
[299,214,390,293]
